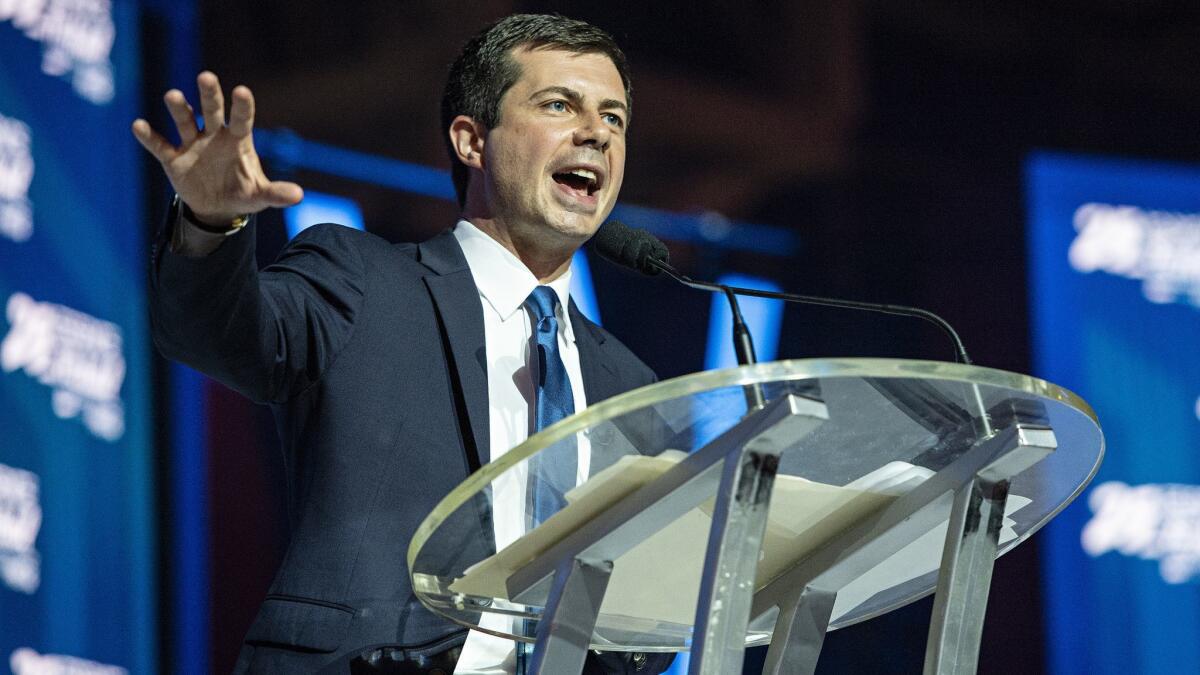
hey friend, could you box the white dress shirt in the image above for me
[451,220,590,674]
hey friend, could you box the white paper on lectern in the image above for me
[449,454,1030,629]
[828,464,1031,620]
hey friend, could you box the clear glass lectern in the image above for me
[409,358,1102,674]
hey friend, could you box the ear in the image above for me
[449,115,486,170]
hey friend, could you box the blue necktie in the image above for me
[525,285,576,525]
[518,287,578,674]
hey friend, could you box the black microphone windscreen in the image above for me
[591,220,668,275]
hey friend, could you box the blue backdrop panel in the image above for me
[1027,153,1200,675]
[0,2,155,673]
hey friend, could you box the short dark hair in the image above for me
[441,14,632,207]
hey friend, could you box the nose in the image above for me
[573,111,611,151]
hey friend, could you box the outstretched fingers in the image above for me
[227,85,255,138]
[133,71,295,216]
[131,119,178,163]
[163,89,199,144]
[197,71,226,129]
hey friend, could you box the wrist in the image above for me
[177,197,249,235]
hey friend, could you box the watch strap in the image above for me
[175,195,250,236]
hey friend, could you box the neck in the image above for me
[463,215,576,283]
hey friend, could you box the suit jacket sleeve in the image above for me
[149,212,366,405]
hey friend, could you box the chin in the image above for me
[548,213,602,240]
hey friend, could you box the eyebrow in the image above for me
[529,86,629,118]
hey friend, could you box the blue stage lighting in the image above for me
[570,250,602,326]
[284,191,365,239]
[704,274,785,370]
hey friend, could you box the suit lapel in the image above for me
[569,300,621,406]
[413,232,626,468]
[417,231,489,472]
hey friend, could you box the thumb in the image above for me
[261,181,304,207]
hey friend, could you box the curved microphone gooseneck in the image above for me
[590,220,973,366]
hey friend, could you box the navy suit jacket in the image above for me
[150,210,658,670]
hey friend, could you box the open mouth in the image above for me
[552,168,600,198]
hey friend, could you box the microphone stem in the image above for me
[724,288,766,411]
[649,258,972,366]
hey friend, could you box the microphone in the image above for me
[592,220,766,409]
[589,219,670,275]
[591,220,973,366]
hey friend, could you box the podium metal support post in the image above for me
[924,425,1056,675]
[689,438,782,674]
[688,395,828,675]
[528,557,613,675]
[760,585,836,675]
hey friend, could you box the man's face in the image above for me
[480,47,628,249]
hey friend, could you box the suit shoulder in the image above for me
[286,222,393,254]
[285,223,423,271]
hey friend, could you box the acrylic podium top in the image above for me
[408,358,1102,652]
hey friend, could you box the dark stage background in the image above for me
[132,2,1200,673]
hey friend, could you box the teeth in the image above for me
[567,169,597,185]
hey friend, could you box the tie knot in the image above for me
[525,286,559,322]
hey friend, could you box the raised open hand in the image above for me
[131,71,302,226]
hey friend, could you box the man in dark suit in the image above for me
[134,14,674,675]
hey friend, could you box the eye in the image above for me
[602,112,626,129]
[545,100,568,113]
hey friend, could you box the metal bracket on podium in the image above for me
[527,557,614,674]
[923,424,1056,674]
[750,418,1057,675]
[509,393,829,675]
[687,397,816,675]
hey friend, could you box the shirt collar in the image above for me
[453,220,576,342]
